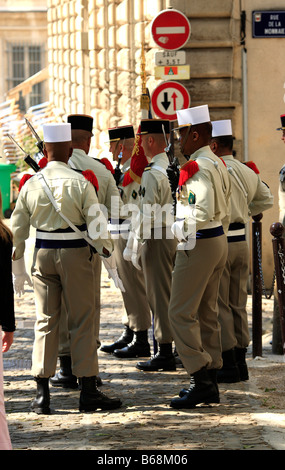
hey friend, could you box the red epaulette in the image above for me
[38,157,48,169]
[243,161,260,174]
[100,158,114,174]
[122,170,133,187]
[19,174,33,192]
[178,160,199,187]
[82,169,99,192]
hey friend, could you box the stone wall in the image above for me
[47,0,242,157]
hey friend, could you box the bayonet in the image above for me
[25,117,44,155]
[8,134,40,173]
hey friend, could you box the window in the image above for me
[7,43,44,112]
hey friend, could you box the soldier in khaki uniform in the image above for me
[101,125,152,358]
[168,105,231,409]
[128,119,177,372]
[50,114,123,389]
[11,123,121,414]
[210,119,273,383]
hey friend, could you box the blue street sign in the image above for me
[252,11,285,38]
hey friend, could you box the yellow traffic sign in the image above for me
[154,65,190,80]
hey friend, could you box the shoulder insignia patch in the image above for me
[178,160,199,187]
[243,161,260,174]
[188,190,196,204]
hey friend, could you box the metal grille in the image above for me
[8,43,43,112]
[29,45,42,107]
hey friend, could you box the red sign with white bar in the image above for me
[151,9,191,51]
[151,81,191,121]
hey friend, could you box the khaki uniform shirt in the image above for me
[69,148,121,218]
[222,154,273,223]
[138,152,172,239]
[11,161,113,259]
[118,158,141,207]
[177,145,231,234]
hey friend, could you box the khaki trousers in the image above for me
[31,247,98,378]
[218,240,250,351]
[57,254,101,356]
[140,229,177,344]
[169,234,227,375]
[114,237,151,332]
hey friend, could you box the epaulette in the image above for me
[19,174,33,192]
[122,169,133,187]
[82,169,99,192]
[100,158,115,174]
[144,163,153,172]
[243,161,260,174]
[178,160,199,187]
[38,157,48,169]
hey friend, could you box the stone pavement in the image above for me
[2,242,285,452]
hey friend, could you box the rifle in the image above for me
[113,138,125,186]
[8,134,40,173]
[24,117,44,155]
[162,124,180,216]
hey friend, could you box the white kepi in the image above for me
[212,119,232,137]
[43,123,72,143]
[176,105,210,128]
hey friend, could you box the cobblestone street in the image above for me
[2,260,285,453]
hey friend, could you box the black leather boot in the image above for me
[179,368,219,397]
[235,347,249,381]
[49,356,78,389]
[79,376,122,412]
[100,326,133,354]
[136,343,176,371]
[174,347,184,368]
[31,377,51,414]
[171,367,219,409]
[217,348,240,383]
[113,330,151,358]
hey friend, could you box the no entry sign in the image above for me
[151,9,191,51]
[151,81,190,121]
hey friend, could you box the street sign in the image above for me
[151,9,191,51]
[154,65,190,81]
[253,11,285,38]
[155,50,186,66]
[151,81,190,121]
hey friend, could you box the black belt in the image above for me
[35,224,89,249]
[196,225,224,239]
[227,222,246,243]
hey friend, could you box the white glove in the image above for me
[123,232,143,270]
[101,253,125,292]
[12,257,33,297]
[171,219,186,242]
[122,233,134,263]
[131,237,143,270]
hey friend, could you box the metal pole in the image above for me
[252,214,263,357]
[270,222,285,355]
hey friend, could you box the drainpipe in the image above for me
[241,9,248,162]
